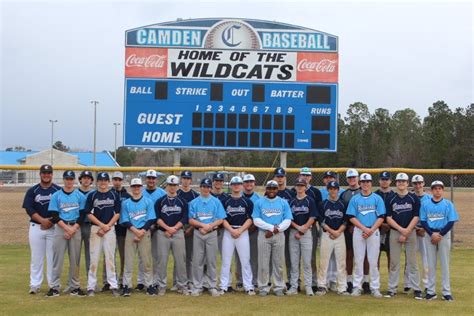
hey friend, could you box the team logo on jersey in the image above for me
[129,209,147,221]
[60,203,80,213]
[226,205,246,217]
[93,198,115,210]
[162,205,183,216]
[324,209,343,219]
[35,193,52,205]
[358,205,376,216]
[197,211,213,221]
[291,205,309,216]
[427,213,445,222]
[392,202,413,215]
[262,208,282,217]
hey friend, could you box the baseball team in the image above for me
[23,165,459,301]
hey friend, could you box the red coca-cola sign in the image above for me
[125,47,168,78]
[296,52,338,83]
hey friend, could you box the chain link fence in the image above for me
[1,166,473,247]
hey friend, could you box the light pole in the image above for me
[113,122,121,160]
[90,100,99,167]
[49,119,58,165]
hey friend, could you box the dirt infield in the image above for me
[0,186,472,247]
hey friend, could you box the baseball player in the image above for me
[176,170,199,290]
[346,173,386,298]
[273,167,295,287]
[420,181,459,301]
[188,178,226,297]
[219,176,255,295]
[319,170,345,291]
[252,180,293,296]
[119,178,156,297]
[316,181,349,296]
[154,175,189,296]
[77,171,94,280]
[384,173,422,299]
[22,164,60,294]
[84,172,121,297]
[340,168,361,293]
[102,171,131,290]
[136,169,166,291]
[46,170,86,297]
[404,174,431,293]
[287,178,317,296]
[234,174,261,291]
[297,167,323,291]
[375,171,395,273]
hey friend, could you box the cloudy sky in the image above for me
[1,0,472,151]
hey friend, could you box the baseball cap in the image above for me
[243,174,256,182]
[300,167,312,175]
[145,169,158,178]
[359,173,373,181]
[346,169,359,178]
[379,171,391,180]
[295,178,307,186]
[230,176,243,184]
[112,171,124,180]
[430,180,444,189]
[63,170,75,179]
[266,180,279,188]
[130,178,143,186]
[97,172,110,181]
[323,171,337,178]
[40,164,53,173]
[212,173,224,181]
[395,173,409,181]
[274,167,286,177]
[166,175,180,185]
[181,170,192,178]
[200,178,212,187]
[79,170,94,180]
[412,175,424,183]
[327,181,340,189]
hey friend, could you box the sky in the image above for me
[0,0,472,151]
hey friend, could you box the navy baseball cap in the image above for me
[274,167,286,177]
[295,178,307,186]
[181,170,192,178]
[63,170,75,179]
[379,171,391,180]
[323,171,337,178]
[97,172,110,181]
[327,181,340,189]
[200,178,213,187]
[40,164,53,173]
[79,170,94,180]
[266,180,279,188]
[212,173,224,181]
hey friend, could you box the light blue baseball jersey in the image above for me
[189,195,226,224]
[252,196,293,227]
[419,198,459,230]
[346,193,386,227]
[120,196,156,229]
[142,187,166,203]
[48,189,86,222]
[320,187,346,201]
[244,192,261,204]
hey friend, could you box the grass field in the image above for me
[1,245,473,315]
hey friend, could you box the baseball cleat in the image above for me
[29,287,39,295]
[337,291,350,296]
[425,293,437,301]
[247,289,256,296]
[362,282,371,294]
[209,288,221,297]
[70,288,86,297]
[259,290,268,297]
[111,289,120,297]
[351,288,362,297]
[87,290,95,297]
[371,290,382,298]
[414,290,423,300]
[403,287,411,294]
[122,286,131,297]
[286,287,298,295]
[315,287,327,296]
[135,284,145,291]
[158,288,166,296]
[305,287,314,296]
[442,295,454,302]
[384,291,396,298]
[274,290,284,297]
[101,284,110,292]
[45,288,59,297]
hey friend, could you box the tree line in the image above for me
[114,100,473,169]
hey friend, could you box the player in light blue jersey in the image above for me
[346,173,385,298]
[46,170,87,297]
[252,180,293,296]
[188,178,226,297]
[120,178,156,296]
[420,181,459,301]
[136,169,166,291]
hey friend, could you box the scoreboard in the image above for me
[124,18,339,152]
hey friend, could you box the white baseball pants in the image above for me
[28,222,55,289]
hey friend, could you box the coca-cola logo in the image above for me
[126,54,166,68]
[297,59,337,72]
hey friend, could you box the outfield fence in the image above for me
[0,165,473,245]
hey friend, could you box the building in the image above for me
[0,149,119,184]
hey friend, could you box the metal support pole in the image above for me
[49,119,57,165]
[113,122,121,160]
[91,101,99,167]
[173,149,181,168]
[280,151,287,168]
[450,174,454,246]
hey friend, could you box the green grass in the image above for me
[1,245,473,315]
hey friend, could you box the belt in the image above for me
[63,220,77,225]
[430,229,441,233]
[231,225,242,229]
